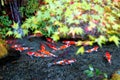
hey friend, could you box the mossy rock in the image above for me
[111,69,120,80]
[0,39,8,59]
[0,38,20,65]
[0,48,20,65]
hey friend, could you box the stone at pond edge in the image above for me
[0,48,20,65]
[111,69,120,80]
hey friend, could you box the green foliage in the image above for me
[0,11,12,38]
[84,65,94,77]
[14,0,120,54]
[19,0,39,18]
[95,35,107,47]
[109,35,120,47]
[6,22,22,38]
[84,65,108,79]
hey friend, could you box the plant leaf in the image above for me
[95,35,107,47]
[109,35,120,47]
[76,46,84,55]
[95,68,101,76]
[6,31,13,36]
[51,32,60,41]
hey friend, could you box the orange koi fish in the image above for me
[27,51,36,56]
[62,41,76,45]
[46,38,55,43]
[92,46,99,51]
[41,50,57,57]
[48,59,76,67]
[85,46,99,53]
[40,43,46,50]
[10,44,25,48]
[58,44,70,50]
[46,43,58,50]
[37,49,43,53]
[34,52,50,58]
[15,47,33,52]
[105,51,112,64]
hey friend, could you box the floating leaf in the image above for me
[76,46,84,55]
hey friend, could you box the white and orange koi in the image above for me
[10,44,25,48]
[40,43,46,50]
[27,51,36,56]
[46,38,55,43]
[41,50,57,57]
[34,52,50,58]
[105,51,112,64]
[48,59,76,67]
[92,46,99,51]
[85,46,99,53]
[62,40,76,45]
[46,43,58,50]
[58,44,70,50]
[37,49,43,53]
[15,47,33,52]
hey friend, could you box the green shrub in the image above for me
[0,11,12,38]
[10,0,120,54]
[19,0,39,18]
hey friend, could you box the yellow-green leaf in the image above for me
[76,46,85,55]
[12,22,19,29]
[109,35,119,47]
[88,35,96,41]
[6,31,13,36]
[76,41,82,46]
[95,35,107,47]
[15,34,22,38]
[1,0,4,6]
[51,33,60,41]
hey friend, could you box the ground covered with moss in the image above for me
[0,37,120,80]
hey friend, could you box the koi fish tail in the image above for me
[108,60,111,64]
[47,63,54,67]
[52,55,58,58]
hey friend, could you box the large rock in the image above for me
[0,38,20,65]
[111,69,120,80]
[0,39,8,59]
